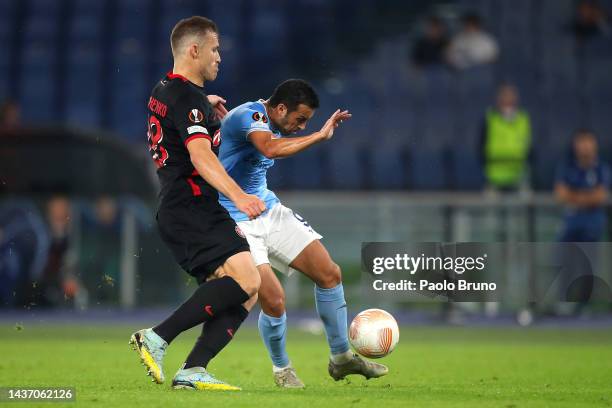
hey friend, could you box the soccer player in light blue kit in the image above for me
[219,79,388,388]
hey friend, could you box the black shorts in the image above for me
[156,196,250,283]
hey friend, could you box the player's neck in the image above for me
[171,65,204,87]
[261,100,279,132]
[262,100,271,118]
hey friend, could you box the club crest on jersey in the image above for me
[252,111,268,123]
[189,109,204,123]
[235,226,246,238]
[212,129,221,147]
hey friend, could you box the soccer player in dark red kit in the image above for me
[129,16,265,391]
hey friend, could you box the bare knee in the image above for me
[260,290,285,317]
[316,262,342,288]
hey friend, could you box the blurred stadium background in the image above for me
[1,0,611,321]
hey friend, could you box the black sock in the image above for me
[153,276,249,344]
[183,305,249,369]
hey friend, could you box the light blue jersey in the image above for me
[219,100,281,222]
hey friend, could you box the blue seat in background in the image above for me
[538,35,579,96]
[581,36,612,60]
[66,48,102,127]
[70,16,101,42]
[109,18,148,139]
[266,158,291,191]
[113,0,150,67]
[19,74,56,121]
[456,0,495,22]
[327,142,365,190]
[250,5,287,55]
[110,86,148,142]
[285,146,325,190]
[408,148,448,190]
[413,102,457,149]
[584,57,612,101]
[0,31,10,96]
[449,147,484,190]
[18,3,60,121]
[457,121,483,151]
[370,144,407,189]
[498,0,534,60]
[0,0,16,42]
[539,0,575,30]
[66,0,104,127]
[543,93,584,146]
[421,67,456,104]
[0,71,8,98]
[19,41,58,122]
[589,105,612,149]
[72,0,106,13]
[532,146,563,191]
[110,58,148,141]
[456,65,495,102]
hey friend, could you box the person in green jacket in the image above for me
[480,83,532,191]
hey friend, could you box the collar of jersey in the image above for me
[166,71,205,90]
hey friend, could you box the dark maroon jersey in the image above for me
[146,72,222,207]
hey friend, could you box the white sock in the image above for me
[272,362,291,373]
[330,350,353,364]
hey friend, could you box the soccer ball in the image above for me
[349,309,399,358]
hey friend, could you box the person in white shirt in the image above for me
[447,13,499,69]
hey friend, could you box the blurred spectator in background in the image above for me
[37,196,82,307]
[0,100,21,128]
[555,130,610,242]
[446,13,499,70]
[411,16,449,67]
[0,200,49,307]
[555,130,609,311]
[480,83,532,192]
[571,0,610,43]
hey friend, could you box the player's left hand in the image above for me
[207,95,229,120]
[319,109,352,141]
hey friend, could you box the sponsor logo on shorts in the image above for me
[204,305,214,316]
[189,109,204,123]
[235,225,246,238]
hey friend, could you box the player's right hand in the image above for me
[319,109,352,141]
[235,193,266,219]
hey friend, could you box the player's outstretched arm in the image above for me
[249,109,351,159]
[187,138,266,219]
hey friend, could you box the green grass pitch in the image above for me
[1,324,611,407]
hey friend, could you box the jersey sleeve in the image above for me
[238,107,271,139]
[173,91,214,146]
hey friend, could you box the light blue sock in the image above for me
[314,283,350,355]
[258,311,290,368]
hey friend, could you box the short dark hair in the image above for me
[574,128,596,141]
[171,16,218,55]
[462,13,482,27]
[269,79,319,112]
